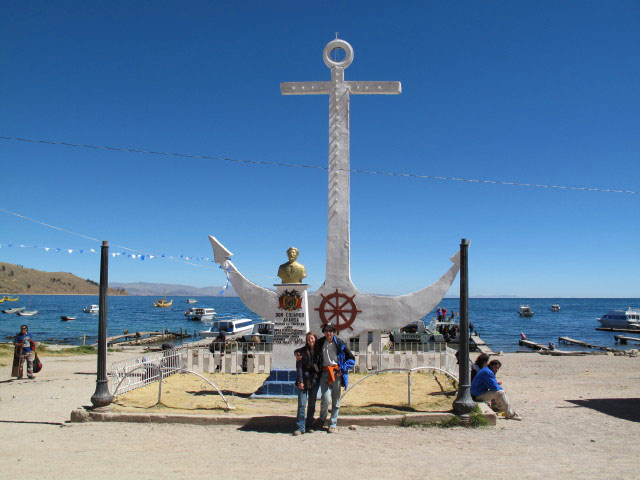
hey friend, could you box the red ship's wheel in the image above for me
[315,289,361,332]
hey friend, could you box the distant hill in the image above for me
[109,282,237,297]
[0,262,127,295]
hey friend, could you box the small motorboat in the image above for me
[241,321,275,343]
[519,305,534,317]
[551,304,560,312]
[18,310,38,317]
[83,304,99,313]
[184,307,216,321]
[186,298,198,304]
[597,307,640,329]
[200,318,254,339]
[2,307,25,314]
[61,316,77,321]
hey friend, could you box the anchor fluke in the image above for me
[209,236,233,264]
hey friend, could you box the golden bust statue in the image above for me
[277,247,307,284]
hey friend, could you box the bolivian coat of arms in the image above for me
[278,289,303,311]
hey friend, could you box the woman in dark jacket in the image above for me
[293,331,319,435]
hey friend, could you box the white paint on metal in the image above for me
[208,39,460,338]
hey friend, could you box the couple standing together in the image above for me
[293,322,355,435]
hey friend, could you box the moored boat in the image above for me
[551,304,560,312]
[18,310,38,317]
[519,305,534,317]
[200,318,254,339]
[154,299,173,308]
[186,298,198,304]
[2,307,25,314]
[241,321,274,343]
[83,304,99,313]
[184,307,216,321]
[597,307,640,329]
[3,296,19,301]
[61,315,77,321]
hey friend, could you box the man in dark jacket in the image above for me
[313,323,355,433]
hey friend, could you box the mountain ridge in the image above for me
[109,281,237,297]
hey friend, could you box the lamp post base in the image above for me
[91,381,113,409]
[453,387,476,415]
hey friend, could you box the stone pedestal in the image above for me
[253,284,310,397]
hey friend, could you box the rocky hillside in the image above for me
[0,262,127,295]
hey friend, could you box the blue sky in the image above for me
[1,1,638,297]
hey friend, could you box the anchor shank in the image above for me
[326,66,352,288]
[280,39,401,292]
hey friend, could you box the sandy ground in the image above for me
[1,351,639,480]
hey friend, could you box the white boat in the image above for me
[184,307,216,321]
[3,307,25,314]
[519,305,534,317]
[597,307,640,329]
[200,318,254,339]
[242,321,274,343]
[18,310,38,317]
[551,304,561,312]
[83,304,99,313]
[186,298,198,304]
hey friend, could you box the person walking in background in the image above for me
[14,324,36,379]
[293,331,319,435]
[471,359,520,420]
[314,323,355,433]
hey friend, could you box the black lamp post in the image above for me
[453,238,475,414]
[91,240,113,409]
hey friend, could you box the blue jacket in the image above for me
[470,366,502,397]
[315,336,356,389]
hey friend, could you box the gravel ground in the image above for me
[1,351,639,479]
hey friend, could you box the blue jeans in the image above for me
[295,382,319,433]
[318,371,342,428]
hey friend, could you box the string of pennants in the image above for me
[0,242,215,265]
[2,242,236,296]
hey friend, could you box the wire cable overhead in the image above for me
[1,135,638,195]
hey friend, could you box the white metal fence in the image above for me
[354,343,459,380]
[184,343,272,375]
[109,348,185,396]
[108,339,459,398]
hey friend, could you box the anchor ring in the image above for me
[323,39,354,69]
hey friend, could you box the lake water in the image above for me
[2,295,638,352]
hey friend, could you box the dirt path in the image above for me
[1,352,639,479]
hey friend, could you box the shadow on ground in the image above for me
[566,398,640,423]
[0,420,65,426]
[238,415,296,434]
[187,389,253,399]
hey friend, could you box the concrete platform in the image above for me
[70,403,496,427]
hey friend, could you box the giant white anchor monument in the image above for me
[209,39,461,395]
